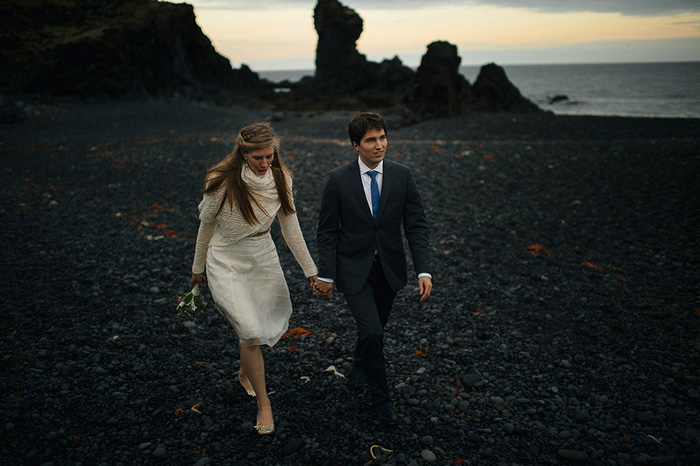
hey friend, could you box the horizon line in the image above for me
[252,59,700,73]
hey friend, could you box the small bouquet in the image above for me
[176,285,208,317]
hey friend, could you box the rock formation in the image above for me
[312,0,543,116]
[0,0,545,117]
[311,0,413,99]
[470,63,542,113]
[411,41,471,118]
[408,44,543,119]
[313,0,368,91]
[0,0,268,101]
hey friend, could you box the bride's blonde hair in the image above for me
[203,122,294,225]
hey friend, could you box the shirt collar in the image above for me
[358,158,384,175]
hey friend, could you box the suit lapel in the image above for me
[348,160,374,222]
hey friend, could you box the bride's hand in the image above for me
[190,274,205,291]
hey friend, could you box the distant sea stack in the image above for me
[309,0,543,117]
[470,63,542,113]
[411,41,471,118]
[312,0,414,99]
[0,0,268,101]
[313,0,367,90]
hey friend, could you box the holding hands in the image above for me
[309,275,431,301]
[310,276,333,296]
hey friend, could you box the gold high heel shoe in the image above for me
[254,421,275,435]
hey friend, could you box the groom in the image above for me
[315,111,432,426]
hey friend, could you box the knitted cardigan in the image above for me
[191,165,317,278]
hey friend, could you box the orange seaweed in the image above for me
[581,262,605,272]
[525,244,552,255]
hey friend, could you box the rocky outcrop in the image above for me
[411,41,471,118]
[313,0,368,91]
[407,44,543,121]
[0,0,268,101]
[470,63,542,113]
[312,0,413,98]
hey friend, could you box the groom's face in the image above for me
[353,128,387,169]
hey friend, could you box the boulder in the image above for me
[470,63,542,113]
[410,41,471,118]
[548,94,570,104]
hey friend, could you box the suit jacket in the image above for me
[317,158,431,295]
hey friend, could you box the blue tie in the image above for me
[367,170,380,221]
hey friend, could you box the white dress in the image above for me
[191,166,317,347]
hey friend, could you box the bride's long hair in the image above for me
[203,122,295,225]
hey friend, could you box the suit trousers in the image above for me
[343,257,397,407]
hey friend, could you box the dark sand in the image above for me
[1,101,699,465]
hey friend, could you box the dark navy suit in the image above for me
[317,158,431,406]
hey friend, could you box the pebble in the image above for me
[666,408,687,421]
[283,438,303,455]
[420,449,437,464]
[152,445,166,458]
[557,449,589,462]
[574,409,591,422]
[461,373,482,387]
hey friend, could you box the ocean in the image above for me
[259,62,700,119]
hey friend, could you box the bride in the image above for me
[189,122,318,435]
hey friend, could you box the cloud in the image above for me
[188,0,700,16]
[470,0,700,16]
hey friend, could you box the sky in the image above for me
[178,0,700,71]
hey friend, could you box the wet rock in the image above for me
[471,63,543,113]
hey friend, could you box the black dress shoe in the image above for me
[375,401,398,426]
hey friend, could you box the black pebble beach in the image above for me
[1,101,699,465]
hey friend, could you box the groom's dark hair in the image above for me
[349,112,387,146]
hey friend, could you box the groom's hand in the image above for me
[314,279,334,296]
[418,276,432,302]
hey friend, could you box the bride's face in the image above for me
[245,146,274,176]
